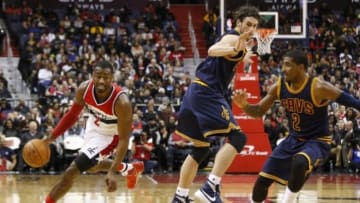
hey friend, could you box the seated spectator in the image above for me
[18,120,43,171]
[341,120,355,170]
[349,143,360,173]
[0,134,17,171]
[166,132,193,172]
[130,132,158,174]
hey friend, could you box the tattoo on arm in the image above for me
[243,104,264,118]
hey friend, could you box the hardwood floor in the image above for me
[0,172,359,203]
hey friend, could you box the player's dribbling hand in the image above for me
[105,171,117,192]
[232,89,249,109]
[43,136,54,145]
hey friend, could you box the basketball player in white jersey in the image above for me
[43,60,144,203]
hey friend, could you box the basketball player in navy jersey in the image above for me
[233,50,360,203]
[171,6,260,203]
[43,60,144,203]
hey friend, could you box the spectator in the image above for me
[166,132,192,172]
[131,132,158,174]
[18,120,43,171]
[0,134,17,171]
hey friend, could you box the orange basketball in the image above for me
[22,139,50,168]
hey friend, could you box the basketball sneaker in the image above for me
[126,161,144,189]
[194,180,223,203]
[171,194,193,203]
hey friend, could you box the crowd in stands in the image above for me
[0,1,359,175]
[1,1,194,173]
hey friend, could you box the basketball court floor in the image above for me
[1,172,359,203]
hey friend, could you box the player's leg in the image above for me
[173,147,211,201]
[251,141,293,203]
[282,140,330,203]
[251,176,274,203]
[194,130,246,203]
[281,154,308,203]
[44,153,96,203]
[88,158,144,189]
[171,107,210,202]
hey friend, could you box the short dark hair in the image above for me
[235,6,260,22]
[93,60,114,72]
[284,50,308,69]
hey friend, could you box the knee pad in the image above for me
[190,147,210,164]
[252,176,273,202]
[292,154,309,170]
[288,154,308,192]
[228,130,247,152]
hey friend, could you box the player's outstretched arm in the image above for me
[315,79,360,110]
[46,82,87,143]
[208,30,253,58]
[233,82,278,118]
[106,93,132,192]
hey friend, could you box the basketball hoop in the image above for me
[254,29,277,55]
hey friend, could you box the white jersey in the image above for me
[83,80,124,136]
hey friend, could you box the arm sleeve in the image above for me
[335,92,360,111]
[51,102,84,139]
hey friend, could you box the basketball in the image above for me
[22,139,51,168]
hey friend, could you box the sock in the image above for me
[118,163,134,173]
[281,187,299,203]
[45,195,55,203]
[208,174,221,185]
[175,187,189,197]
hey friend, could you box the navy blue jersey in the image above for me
[195,30,245,95]
[277,76,329,139]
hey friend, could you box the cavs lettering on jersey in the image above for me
[277,76,329,140]
[83,80,124,136]
[193,29,246,95]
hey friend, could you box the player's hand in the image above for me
[234,30,253,52]
[105,170,117,192]
[232,89,249,108]
[243,50,256,64]
[43,136,54,145]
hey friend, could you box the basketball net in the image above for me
[254,29,277,55]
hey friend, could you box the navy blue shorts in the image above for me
[259,135,331,185]
[176,84,239,147]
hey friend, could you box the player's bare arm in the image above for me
[208,30,252,57]
[313,79,342,102]
[233,83,278,118]
[315,78,360,111]
[106,93,132,192]
[109,93,133,173]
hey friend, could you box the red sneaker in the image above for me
[126,161,144,189]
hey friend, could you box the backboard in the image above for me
[210,0,308,39]
[259,0,307,39]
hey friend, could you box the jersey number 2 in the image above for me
[291,113,301,131]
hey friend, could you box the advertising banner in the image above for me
[227,57,272,173]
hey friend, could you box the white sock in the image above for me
[119,163,134,174]
[176,187,189,197]
[281,187,299,203]
[208,174,221,185]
